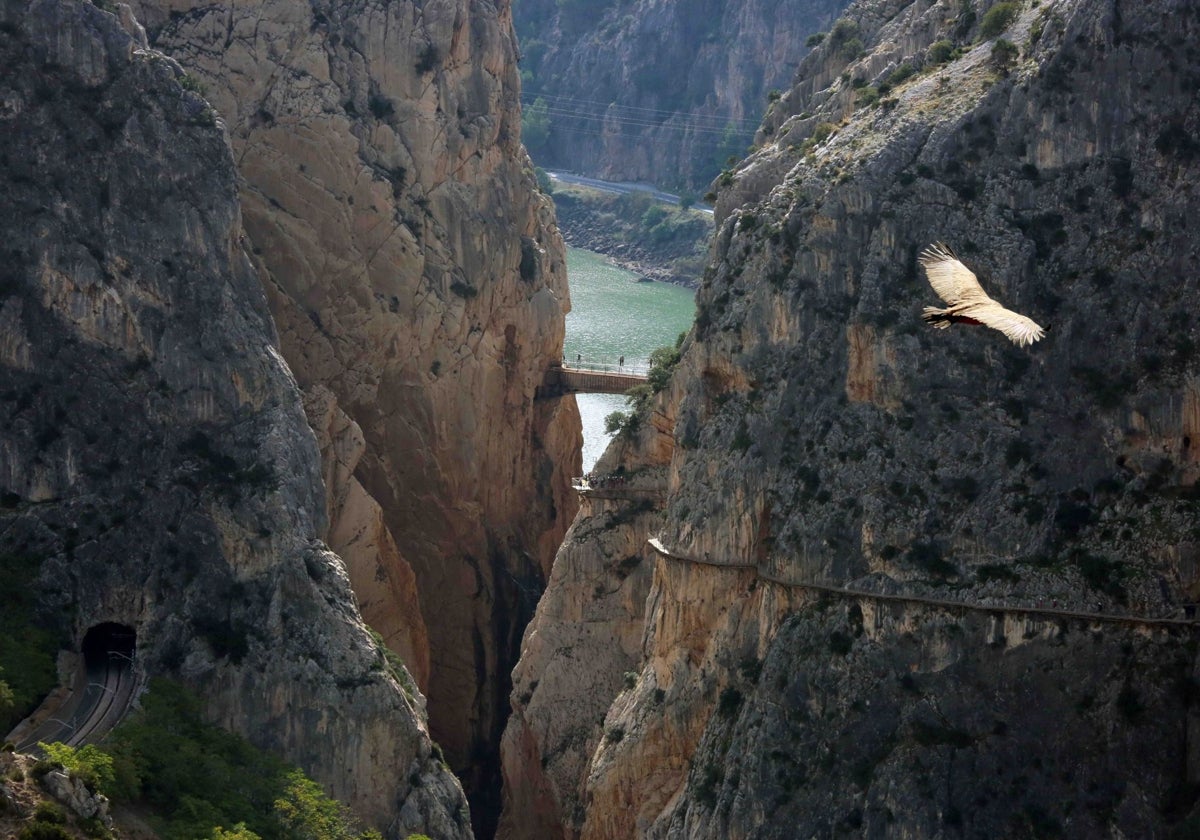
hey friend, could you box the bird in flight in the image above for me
[919,243,1046,346]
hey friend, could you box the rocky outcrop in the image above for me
[514,0,850,190]
[121,0,581,826]
[0,1,468,835]
[503,0,1200,836]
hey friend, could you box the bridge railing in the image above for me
[562,360,650,376]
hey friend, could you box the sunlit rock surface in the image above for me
[503,0,1200,836]
[122,0,582,825]
[0,0,470,834]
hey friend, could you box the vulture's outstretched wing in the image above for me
[919,243,989,305]
[963,302,1046,347]
[919,242,1047,346]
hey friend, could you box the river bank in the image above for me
[550,185,712,288]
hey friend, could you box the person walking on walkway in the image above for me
[618,355,624,368]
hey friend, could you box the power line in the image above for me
[535,119,753,147]
[521,98,762,134]
[523,100,758,138]
[526,102,760,138]
[521,90,764,130]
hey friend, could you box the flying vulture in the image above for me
[919,243,1046,346]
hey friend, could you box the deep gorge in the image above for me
[3,0,1200,838]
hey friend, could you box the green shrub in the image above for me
[905,542,957,579]
[928,39,956,63]
[946,476,980,502]
[739,658,763,683]
[0,555,60,734]
[104,679,377,840]
[274,770,361,840]
[18,823,73,840]
[911,719,972,747]
[829,631,853,656]
[604,411,634,436]
[976,564,1020,583]
[805,32,826,47]
[647,344,681,392]
[694,763,722,807]
[730,419,752,453]
[449,280,477,298]
[1116,684,1143,721]
[367,629,417,699]
[414,43,438,75]
[641,204,669,228]
[1028,17,1045,47]
[211,825,263,840]
[991,38,1019,69]
[838,37,864,60]
[718,687,743,718]
[1074,552,1125,601]
[980,2,1020,38]
[605,727,624,743]
[830,18,860,44]
[367,94,394,120]
[856,86,881,107]
[179,73,207,95]
[33,801,68,824]
[39,742,115,794]
[886,63,917,86]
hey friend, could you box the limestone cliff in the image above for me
[122,0,581,824]
[514,0,850,190]
[502,0,1200,836]
[0,0,469,836]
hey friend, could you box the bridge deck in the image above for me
[538,364,649,397]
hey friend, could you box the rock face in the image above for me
[502,0,1200,836]
[122,0,581,825]
[0,0,469,835]
[514,0,850,190]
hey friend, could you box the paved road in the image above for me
[547,171,714,215]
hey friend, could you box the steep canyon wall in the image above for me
[503,0,1200,836]
[514,0,850,190]
[0,0,470,835]
[122,0,582,826]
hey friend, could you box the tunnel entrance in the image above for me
[10,623,138,751]
[70,623,138,744]
[81,622,137,663]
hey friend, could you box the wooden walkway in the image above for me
[647,538,1200,630]
[572,479,666,501]
[537,364,648,398]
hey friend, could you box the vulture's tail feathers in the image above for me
[922,307,953,329]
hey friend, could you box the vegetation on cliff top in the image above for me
[31,680,383,840]
[549,185,712,285]
[0,554,61,735]
[605,332,687,436]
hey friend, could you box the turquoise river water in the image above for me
[563,247,697,471]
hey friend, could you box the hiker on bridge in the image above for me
[619,356,624,367]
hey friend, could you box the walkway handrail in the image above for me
[562,361,650,376]
[647,538,1200,628]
